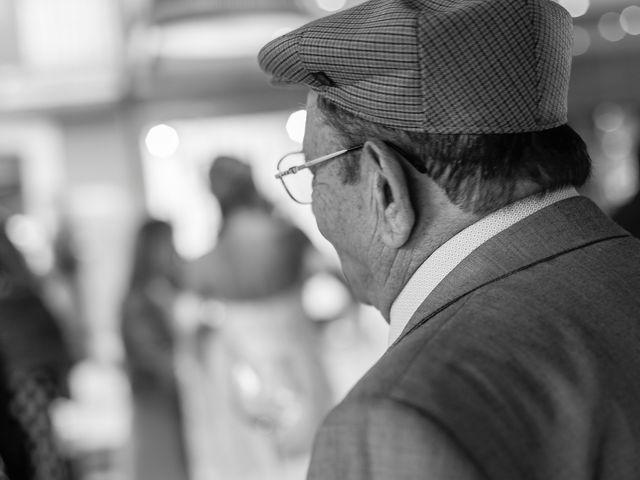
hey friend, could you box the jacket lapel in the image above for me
[390,196,631,348]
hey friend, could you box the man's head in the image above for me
[258,0,591,314]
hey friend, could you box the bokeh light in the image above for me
[593,102,625,132]
[302,272,353,321]
[231,363,262,398]
[145,123,180,158]
[286,109,307,144]
[620,5,640,36]
[558,0,590,18]
[5,214,43,250]
[315,0,348,12]
[5,214,54,274]
[598,12,626,42]
[572,25,591,56]
[602,162,637,206]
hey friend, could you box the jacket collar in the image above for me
[389,196,630,349]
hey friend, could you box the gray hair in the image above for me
[316,96,591,215]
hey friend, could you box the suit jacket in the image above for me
[308,196,640,480]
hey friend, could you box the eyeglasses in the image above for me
[275,145,363,204]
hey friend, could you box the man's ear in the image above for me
[362,140,415,248]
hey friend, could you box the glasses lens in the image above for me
[279,152,312,204]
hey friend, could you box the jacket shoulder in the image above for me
[308,395,486,480]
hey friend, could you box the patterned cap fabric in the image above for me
[258,0,573,134]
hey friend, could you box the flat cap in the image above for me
[258,0,573,134]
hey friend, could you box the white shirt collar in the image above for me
[388,187,579,347]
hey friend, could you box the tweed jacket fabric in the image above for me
[307,196,640,480]
[258,0,572,133]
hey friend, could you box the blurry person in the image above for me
[42,217,87,362]
[120,219,189,480]
[0,349,32,480]
[186,155,332,480]
[612,141,640,237]
[193,155,310,299]
[0,221,73,480]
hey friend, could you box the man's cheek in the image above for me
[312,200,334,241]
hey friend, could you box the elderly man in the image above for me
[258,0,640,478]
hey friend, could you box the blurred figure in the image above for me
[193,155,311,299]
[43,217,87,362]
[120,219,189,480]
[0,349,32,480]
[186,156,332,480]
[612,141,640,237]
[0,221,73,480]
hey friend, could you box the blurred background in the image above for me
[0,0,638,479]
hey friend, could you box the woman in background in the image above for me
[120,219,189,480]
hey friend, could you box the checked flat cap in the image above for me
[258,0,573,134]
